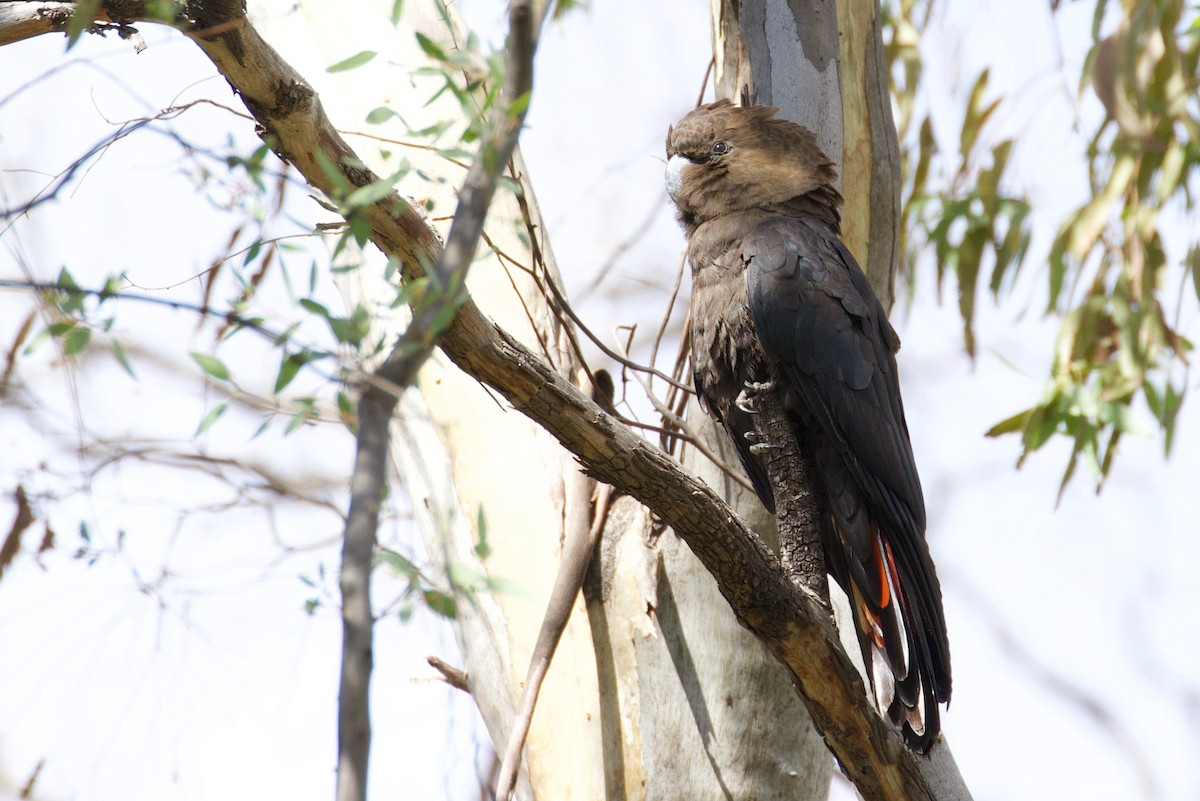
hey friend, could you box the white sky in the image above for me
[0,1,1197,800]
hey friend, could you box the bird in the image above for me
[665,99,951,752]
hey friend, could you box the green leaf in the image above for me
[313,149,353,197]
[300,298,330,318]
[349,214,374,247]
[384,256,401,282]
[284,399,318,434]
[337,390,357,431]
[55,268,85,314]
[414,32,447,61]
[422,589,457,619]
[22,327,52,356]
[985,408,1033,437]
[496,175,524,197]
[366,106,395,125]
[195,401,228,436]
[274,351,320,394]
[378,547,420,579]
[345,178,398,210]
[1021,400,1059,453]
[435,147,475,162]
[275,355,302,394]
[484,576,531,600]
[508,91,532,118]
[110,340,136,378]
[327,50,377,73]
[63,326,90,356]
[100,272,124,300]
[390,0,405,25]
[397,601,415,623]
[190,352,231,381]
[474,506,490,559]
[249,417,272,441]
[243,239,263,266]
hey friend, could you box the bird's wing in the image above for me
[743,216,950,709]
[743,216,924,532]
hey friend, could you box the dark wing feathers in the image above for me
[742,216,951,715]
[744,217,925,535]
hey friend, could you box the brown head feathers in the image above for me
[665,100,842,232]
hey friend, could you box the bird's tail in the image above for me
[846,522,946,753]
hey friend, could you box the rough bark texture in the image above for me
[750,385,827,594]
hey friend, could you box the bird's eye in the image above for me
[710,140,730,157]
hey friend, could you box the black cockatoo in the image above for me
[665,99,951,752]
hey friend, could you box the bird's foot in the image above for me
[744,431,781,454]
[735,379,777,413]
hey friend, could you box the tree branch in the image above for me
[337,384,391,801]
[749,383,828,598]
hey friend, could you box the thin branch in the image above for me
[337,383,392,801]
[0,278,345,382]
[575,194,670,302]
[0,117,154,224]
[427,655,471,693]
[483,231,692,392]
[647,250,689,396]
[333,3,549,800]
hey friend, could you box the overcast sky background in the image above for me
[1,1,1198,800]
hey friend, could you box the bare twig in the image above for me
[337,383,392,801]
[334,2,548,800]
[575,194,670,302]
[0,278,345,382]
[647,250,689,395]
[483,231,692,392]
[493,371,606,801]
[427,655,471,693]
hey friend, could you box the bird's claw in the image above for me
[735,379,777,414]
[744,431,779,454]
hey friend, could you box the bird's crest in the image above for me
[664,100,841,230]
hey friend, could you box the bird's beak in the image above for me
[665,154,688,202]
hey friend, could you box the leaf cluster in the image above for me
[884,0,1200,493]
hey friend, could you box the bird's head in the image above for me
[665,100,839,229]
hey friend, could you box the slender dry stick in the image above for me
[334,3,546,800]
[337,384,391,801]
